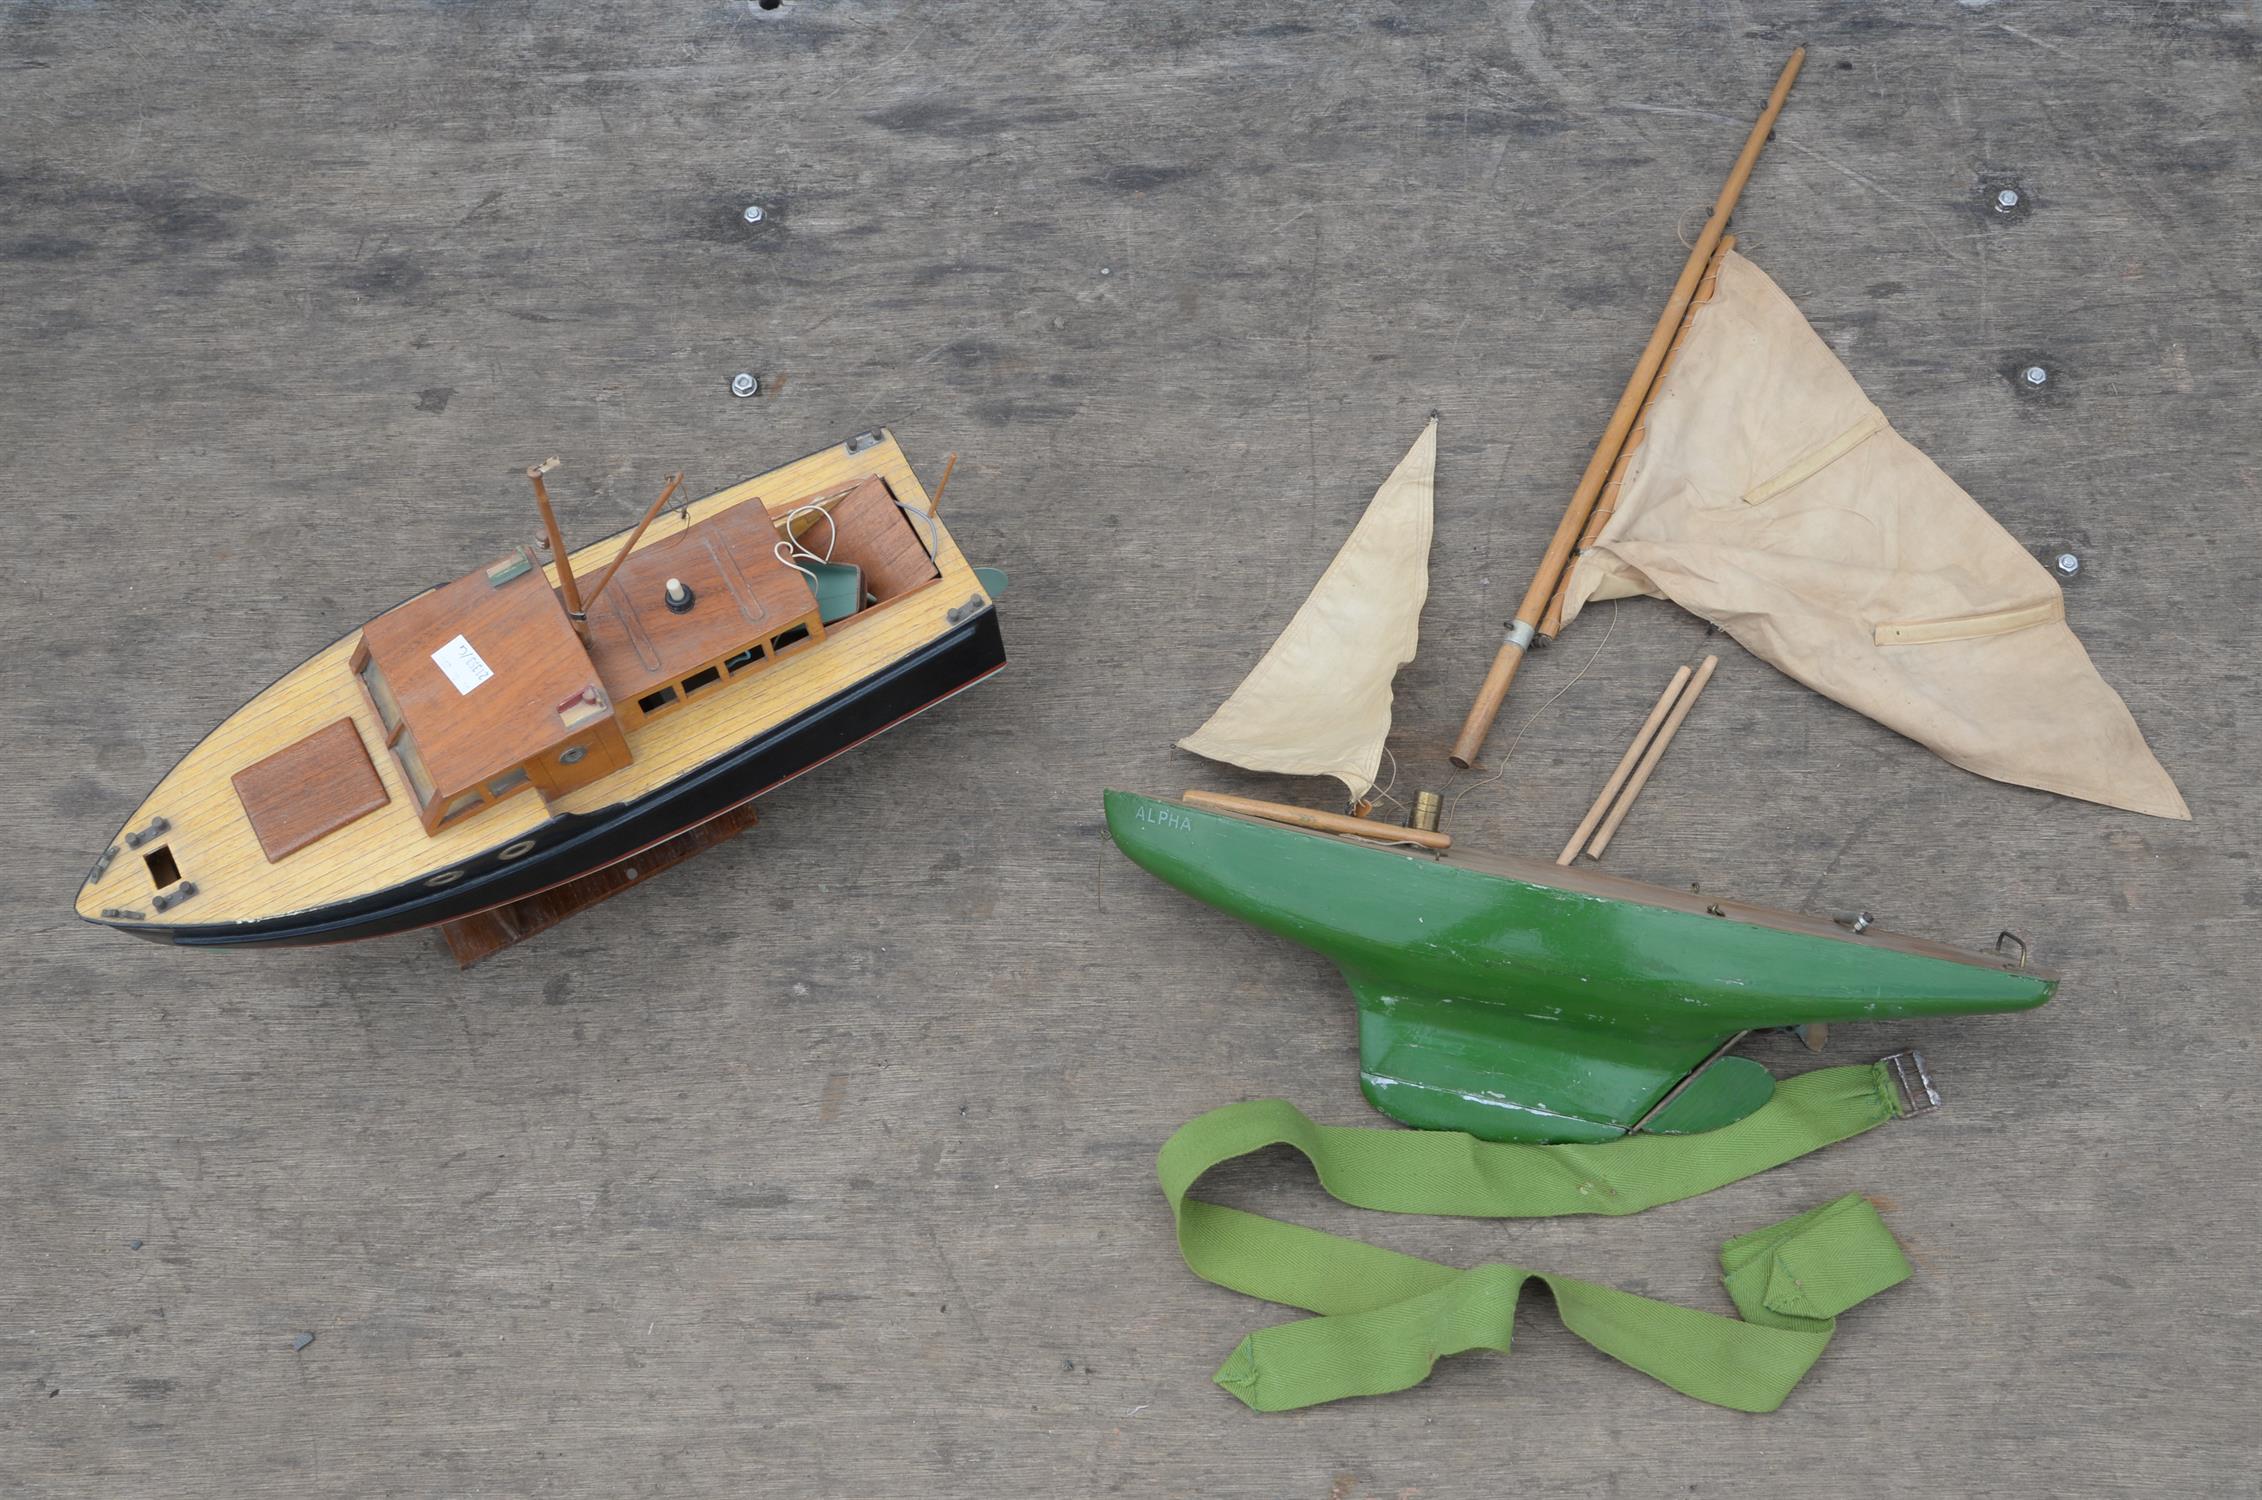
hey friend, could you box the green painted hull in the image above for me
[1104,791,2054,1143]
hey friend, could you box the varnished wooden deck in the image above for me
[4,5,2257,1498]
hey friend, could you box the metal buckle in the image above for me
[1883,1050,1943,1117]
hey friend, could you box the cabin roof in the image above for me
[359,553,609,798]
[581,502,820,703]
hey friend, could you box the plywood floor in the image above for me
[3,4,2256,1496]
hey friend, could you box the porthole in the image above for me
[500,839,538,861]
[560,745,588,766]
[426,869,465,888]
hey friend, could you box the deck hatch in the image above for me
[231,717,391,863]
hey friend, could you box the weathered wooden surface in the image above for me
[3,3,2257,1495]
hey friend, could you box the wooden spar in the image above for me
[928,452,959,513]
[1537,233,1739,641]
[1447,48,1804,770]
[1586,653,1718,859]
[1557,663,1692,864]
[525,457,586,621]
[576,472,686,614]
[1182,789,1453,851]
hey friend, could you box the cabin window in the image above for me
[359,657,403,738]
[638,685,678,716]
[144,845,182,890]
[682,665,722,696]
[438,789,485,825]
[771,622,812,654]
[488,766,530,800]
[394,731,437,808]
[725,644,765,673]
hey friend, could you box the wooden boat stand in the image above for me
[435,801,759,967]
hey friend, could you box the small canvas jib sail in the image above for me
[1178,419,1436,801]
[1558,251,2188,821]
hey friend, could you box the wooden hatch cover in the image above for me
[232,716,391,863]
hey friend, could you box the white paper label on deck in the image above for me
[431,635,494,695]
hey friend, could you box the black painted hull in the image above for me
[118,608,1006,948]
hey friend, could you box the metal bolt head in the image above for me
[741,204,765,225]
[1994,187,2022,212]
[729,372,759,398]
[2054,551,2081,577]
[2022,364,2049,387]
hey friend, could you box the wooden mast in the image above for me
[577,473,686,614]
[1536,232,1739,641]
[1447,48,1804,769]
[928,452,959,512]
[525,457,587,625]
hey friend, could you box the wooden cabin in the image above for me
[577,497,829,731]
[348,550,627,836]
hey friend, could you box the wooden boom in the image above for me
[1448,47,1804,769]
[1182,790,1452,851]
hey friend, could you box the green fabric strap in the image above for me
[1159,1062,1917,1413]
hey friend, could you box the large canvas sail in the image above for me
[1179,419,1435,801]
[1559,251,2187,820]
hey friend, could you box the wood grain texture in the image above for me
[360,550,601,800]
[229,717,390,864]
[3,4,2258,1498]
[824,476,945,602]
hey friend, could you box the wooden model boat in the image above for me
[1106,418,2054,1144]
[77,430,1005,948]
[1105,789,2052,1143]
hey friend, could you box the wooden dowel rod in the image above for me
[1557,664,1693,864]
[928,452,959,512]
[1449,48,1803,770]
[1586,654,1718,859]
[577,472,685,614]
[1182,790,1452,851]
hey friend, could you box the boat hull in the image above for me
[1103,790,2054,1142]
[108,608,1005,948]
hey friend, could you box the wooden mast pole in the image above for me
[1536,231,1739,642]
[1447,47,1804,769]
[526,457,586,622]
[578,472,686,614]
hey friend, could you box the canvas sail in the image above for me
[1179,419,1436,801]
[1559,251,2187,820]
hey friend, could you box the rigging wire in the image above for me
[1448,600,1621,821]
[896,500,941,558]
[773,540,820,587]
[780,504,838,565]
[1363,745,1407,816]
